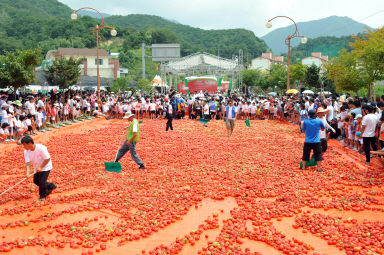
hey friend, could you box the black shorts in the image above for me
[151,110,156,114]
[28,125,32,131]
[302,142,322,161]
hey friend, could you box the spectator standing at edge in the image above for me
[361,105,378,164]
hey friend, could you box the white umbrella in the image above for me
[302,90,314,94]
[323,91,332,95]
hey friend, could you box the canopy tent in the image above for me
[152,74,168,87]
[161,53,241,75]
[160,52,243,91]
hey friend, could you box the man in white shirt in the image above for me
[225,101,237,137]
[317,108,335,155]
[325,101,334,123]
[21,136,57,201]
[361,105,378,164]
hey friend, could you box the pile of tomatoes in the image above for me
[0,119,383,254]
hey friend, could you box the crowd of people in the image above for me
[0,89,382,165]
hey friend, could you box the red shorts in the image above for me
[264,109,269,115]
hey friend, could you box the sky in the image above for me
[59,0,384,37]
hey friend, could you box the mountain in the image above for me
[262,16,371,55]
[0,0,72,18]
[77,10,111,19]
[104,14,269,59]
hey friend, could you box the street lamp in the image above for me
[266,16,307,91]
[71,7,117,101]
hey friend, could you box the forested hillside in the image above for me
[284,35,355,64]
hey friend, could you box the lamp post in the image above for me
[71,7,117,101]
[266,16,307,91]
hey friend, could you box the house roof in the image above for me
[252,53,284,63]
[56,48,109,57]
[33,71,113,87]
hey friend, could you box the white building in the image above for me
[249,53,285,71]
[46,48,121,79]
[302,52,329,71]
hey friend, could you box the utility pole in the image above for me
[142,43,146,79]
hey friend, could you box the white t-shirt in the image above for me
[37,100,45,108]
[24,144,53,172]
[204,104,209,115]
[250,105,256,114]
[305,101,310,110]
[326,105,334,122]
[0,128,9,135]
[1,110,9,124]
[132,122,138,133]
[149,103,156,111]
[264,102,270,110]
[362,114,378,137]
[27,103,36,115]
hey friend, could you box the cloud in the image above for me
[60,0,384,37]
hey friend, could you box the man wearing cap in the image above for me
[115,112,145,170]
[316,107,335,155]
[301,109,325,172]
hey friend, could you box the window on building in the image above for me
[94,59,103,65]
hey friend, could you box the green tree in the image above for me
[289,62,307,88]
[111,76,133,92]
[325,48,368,93]
[46,57,82,89]
[0,49,42,93]
[242,69,268,91]
[268,64,287,91]
[320,71,336,94]
[305,64,321,89]
[350,28,384,99]
[137,78,153,93]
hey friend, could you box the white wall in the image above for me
[250,58,270,71]
[302,57,322,68]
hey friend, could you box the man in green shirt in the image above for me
[115,112,145,169]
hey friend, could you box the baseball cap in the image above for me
[355,114,363,120]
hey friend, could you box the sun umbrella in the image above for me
[268,92,277,96]
[302,90,314,94]
[286,89,299,94]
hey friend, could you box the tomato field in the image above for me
[0,118,383,255]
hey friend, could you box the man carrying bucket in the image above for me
[115,112,145,170]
